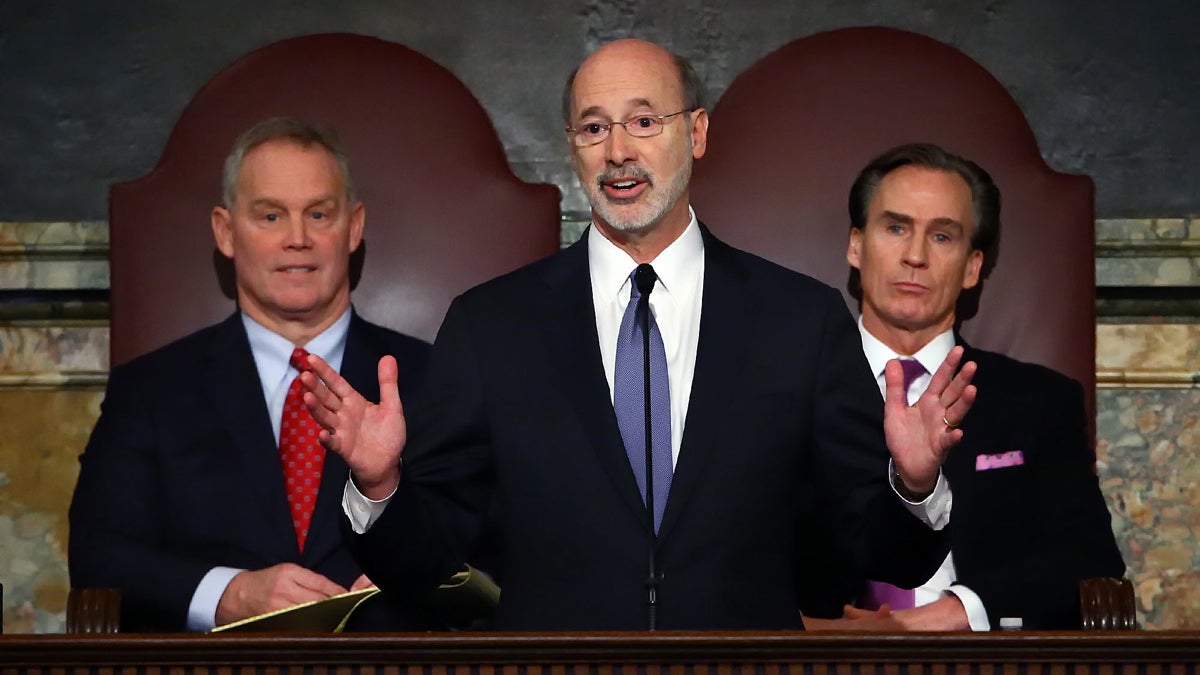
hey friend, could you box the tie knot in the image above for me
[628,264,658,302]
[899,358,926,390]
[290,348,312,373]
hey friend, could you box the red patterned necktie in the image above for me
[279,347,325,551]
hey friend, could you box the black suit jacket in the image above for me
[354,226,947,630]
[797,342,1125,629]
[68,311,429,631]
[942,343,1125,629]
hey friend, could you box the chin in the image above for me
[597,206,666,234]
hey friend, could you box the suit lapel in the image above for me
[541,238,651,530]
[657,229,751,541]
[201,314,298,562]
[944,339,981,479]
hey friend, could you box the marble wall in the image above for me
[1,216,1197,631]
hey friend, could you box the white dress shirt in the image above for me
[588,211,705,466]
[186,309,351,631]
[858,318,990,631]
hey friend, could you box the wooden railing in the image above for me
[1,632,1198,673]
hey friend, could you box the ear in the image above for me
[962,249,984,290]
[690,108,709,159]
[211,206,235,258]
[847,228,863,269]
[348,201,365,252]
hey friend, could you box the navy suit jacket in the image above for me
[796,341,1125,629]
[941,343,1125,629]
[68,311,429,631]
[353,226,948,630]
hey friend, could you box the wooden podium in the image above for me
[2,632,1199,673]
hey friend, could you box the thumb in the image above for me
[377,355,401,412]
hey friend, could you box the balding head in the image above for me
[562,39,704,126]
[561,38,709,258]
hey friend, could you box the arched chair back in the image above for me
[109,33,561,365]
[691,27,1096,429]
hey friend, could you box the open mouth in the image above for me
[601,177,649,201]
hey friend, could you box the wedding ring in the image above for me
[943,413,959,430]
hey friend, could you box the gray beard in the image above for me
[587,159,692,234]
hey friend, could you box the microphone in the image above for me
[633,263,662,629]
[634,263,657,298]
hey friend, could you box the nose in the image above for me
[604,122,637,165]
[902,234,928,267]
[283,214,312,249]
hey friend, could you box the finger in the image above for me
[843,604,873,619]
[937,427,966,454]
[938,359,977,407]
[925,346,964,397]
[317,427,341,454]
[288,568,349,598]
[306,352,359,401]
[943,383,977,430]
[377,355,403,415]
[299,370,342,416]
[882,359,907,412]
[350,574,377,591]
[303,389,342,432]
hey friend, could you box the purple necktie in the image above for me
[862,358,926,610]
[613,268,673,533]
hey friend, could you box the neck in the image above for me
[593,205,690,264]
[862,313,953,357]
[240,298,350,347]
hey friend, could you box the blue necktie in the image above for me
[613,266,673,533]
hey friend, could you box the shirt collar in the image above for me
[587,206,703,303]
[242,308,352,389]
[857,315,955,379]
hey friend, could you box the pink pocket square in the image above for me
[975,450,1025,471]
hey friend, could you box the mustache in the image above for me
[595,165,653,187]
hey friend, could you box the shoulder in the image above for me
[437,243,579,321]
[702,229,850,311]
[109,316,238,384]
[351,313,431,361]
[965,345,1083,401]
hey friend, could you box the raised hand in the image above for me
[884,345,976,495]
[300,354,407,499]
[215,563,347,626]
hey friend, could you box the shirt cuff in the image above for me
[946,584,991,631]
[187,566,244,631]
[888,459,953,530]
[343,477,397,534]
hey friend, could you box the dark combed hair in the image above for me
[846,142,1001,303]
[560,49,705,126]
[221,116,355,207]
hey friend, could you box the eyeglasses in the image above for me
[565,109,694,147]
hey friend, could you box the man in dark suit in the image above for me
[68,117,430,631]
[808,143,1125,630]
[302,40,975,630]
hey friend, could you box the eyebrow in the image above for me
[881,210,964,231]
[577,98,656,120]
[248,195,340,210]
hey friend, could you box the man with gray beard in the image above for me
[301,38,977,630]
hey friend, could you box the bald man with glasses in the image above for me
[302,39,975,631]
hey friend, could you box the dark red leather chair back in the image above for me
[110,33,561,365]
[692,27,1096,429]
